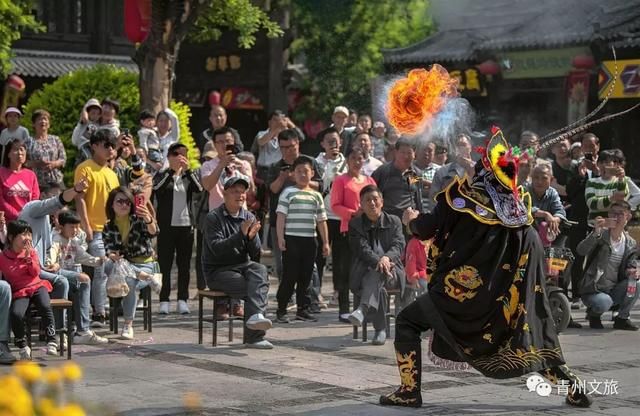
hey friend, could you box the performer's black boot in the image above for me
[540,365,592,408]
[379,342,422,407]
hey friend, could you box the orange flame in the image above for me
[386,65,459,136]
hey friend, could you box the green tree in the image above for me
[136,0,283,114]
[291,0,433,117]
[0,0,43,76]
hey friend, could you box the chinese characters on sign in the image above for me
[449,69,487,96]
[205,55,242,72]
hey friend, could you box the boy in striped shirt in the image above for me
[585,149,640,223]
[276,156,330,323]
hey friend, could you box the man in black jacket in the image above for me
[152,143,203,315]
[202,177,273,349]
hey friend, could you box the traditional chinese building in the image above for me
[382,0,640,174]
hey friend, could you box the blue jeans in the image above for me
[88,232,106,315]
[105,261,155,321]
[0,280,11,342]
[582,279,639,320]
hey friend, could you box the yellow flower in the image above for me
[57,403,86,416]
[44,368,63,384]
[38,398,56,415]
[61,362,83,382]
[13,361,42,383]
[0,375,33,416]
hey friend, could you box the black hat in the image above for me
[223,176,249,190]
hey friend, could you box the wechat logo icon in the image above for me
[526,374,552,397]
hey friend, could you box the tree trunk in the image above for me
[134,0,200,113]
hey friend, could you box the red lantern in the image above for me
[572,55,595,70]
[208,91,221,106]
[477,60,501,75]
[124,0,151,43]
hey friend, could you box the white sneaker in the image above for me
[46,341,58,356]
[149,273,163,294]
[159,301,170,315]
[245,339,274,349]
[246,313,273,331]
[177,300,190,315]
[121,324,134,340]
[74,330,109,345]
[18,346,31,360]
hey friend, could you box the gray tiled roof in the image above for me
[10,48,138,77]
[383,0,640,64]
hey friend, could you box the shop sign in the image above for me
[449,68,487,96]
[205,55,242,72]
[498,47,588,79]
[599,59,640,99]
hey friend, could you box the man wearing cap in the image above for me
[1,107,29,147]
[202,176,273,349]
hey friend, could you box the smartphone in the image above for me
[226,143,238,155]
[121,128,130,137]
[134,194,145,213]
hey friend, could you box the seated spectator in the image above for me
[0,220,56,359]
[0,278,15,363]
[202,177,273,349]
[25,109,66,188]
[577,201,639,331]
[103,187,162,340]
[71,99,102,167]
[528,164,567,245]
[348,185,406,345]
[585,149,640,223]
[0,138,39,222]
[330,148,376,322]
[353,132,383,176]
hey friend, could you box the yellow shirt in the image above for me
[74,159,120,232]
[114,215,130,245]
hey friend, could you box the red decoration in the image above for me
[124,0,151,43]
[477,60,501,75]
[208,91,221,106]
[572,55,595,70]
[221,88,263,110]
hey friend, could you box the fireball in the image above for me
[386,64,459,136]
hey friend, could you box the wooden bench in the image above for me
[26,298,73,359]
[352,289,401,342]
[198,290,246,346]
[109,286,152,334]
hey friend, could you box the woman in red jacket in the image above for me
[0,220,55,360]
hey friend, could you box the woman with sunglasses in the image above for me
[102,186,162,340]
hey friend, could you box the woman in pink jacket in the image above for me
[330,148,376,322]
[0,138,39,222]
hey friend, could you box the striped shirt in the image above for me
[276,186,327,237]
[585,176,640,221]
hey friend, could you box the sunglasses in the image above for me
[115,198,131,206]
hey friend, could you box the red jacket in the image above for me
[0,249,50,299]
[405,238,430,285]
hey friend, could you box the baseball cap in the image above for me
[223,176,249,190]
[4,107,22,116]
[84,98,102,111]
[333,106,349,117]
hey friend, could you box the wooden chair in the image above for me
[352,288,401,342]
[198,290,246,346]
[26,299,73,359]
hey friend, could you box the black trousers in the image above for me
[207,261,270,343]
[277,235,317,312]
[158,226,194,302]
[328,219,351,314]
[195,229,206,290]
[11,286,56,348]
[568,225,588,301]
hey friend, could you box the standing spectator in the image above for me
[0,139,39,222]
[429,134,475,198]
[519,130,541,159]
[74,129,120,327]
[303,106,352,157]
[371,139,422,220]
[103,187,162,340]
[203,176,273,349]
[570,142,583,161]
[137,109,158,152]
[0,107,29,161]
[253,110,287,181]
[577,201,639,330]
[432,141,448,166]
[1,220,57,359]
[347,185,406,345]
[25,109,66,188]
[343,114,373,154]
[97,98,121,136]
[198,105,242,155]
[550,138,577,200]
[414,142,440,213]
[384,127,402,162]
[585,149,640,223]
[330,148,376,322]
[517,155,534,188]
[71,99,101,167]
[156,108,180,161]
[346,109,358,129]
[567,133,600,308]
[266,129,322,283]
[275,156,330,323]
[153,143,203,315]
[353,132,383,176]
[370,121,387,161]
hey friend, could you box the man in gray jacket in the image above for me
[577,201,639,330]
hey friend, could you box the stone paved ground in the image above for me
[3,270,640,416]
